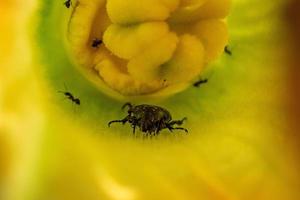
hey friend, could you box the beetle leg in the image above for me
[169,117,187,126]
[149,132,153,139]
[166,124,173,132]
[108,116,129,127]
[167,124,188,133]
[171,127,188,133]
[155,128,160,134]
[155,121,163,135]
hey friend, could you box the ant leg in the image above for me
[63,83,68,91]
[122,102,133,111]
[72,101,76,114]
[169,117,187,126]
[57,91,68,101]
[108,116,129,127]
[224,45,232,55]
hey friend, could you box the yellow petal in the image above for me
[107,0,180,24]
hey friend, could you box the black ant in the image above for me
[224,45,232,55]
[193,78,208,87]
[64,0,72,8]
[91,38,103,48]
[58,84,80,105]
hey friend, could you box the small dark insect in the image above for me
[224,45,232,55]
[58,85,80,105]
[108,103,188,135]
[92,38,103,48]
[193,78,208,87]
[64,0,72,8]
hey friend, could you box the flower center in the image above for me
[67,0,230,98]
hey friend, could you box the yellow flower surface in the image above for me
[0,0,300,200]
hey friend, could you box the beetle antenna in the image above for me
[108,119,126,127]
[122,102,132,111]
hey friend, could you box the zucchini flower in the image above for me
[0,0,299,200]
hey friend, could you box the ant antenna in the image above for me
[63,83,68,91]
